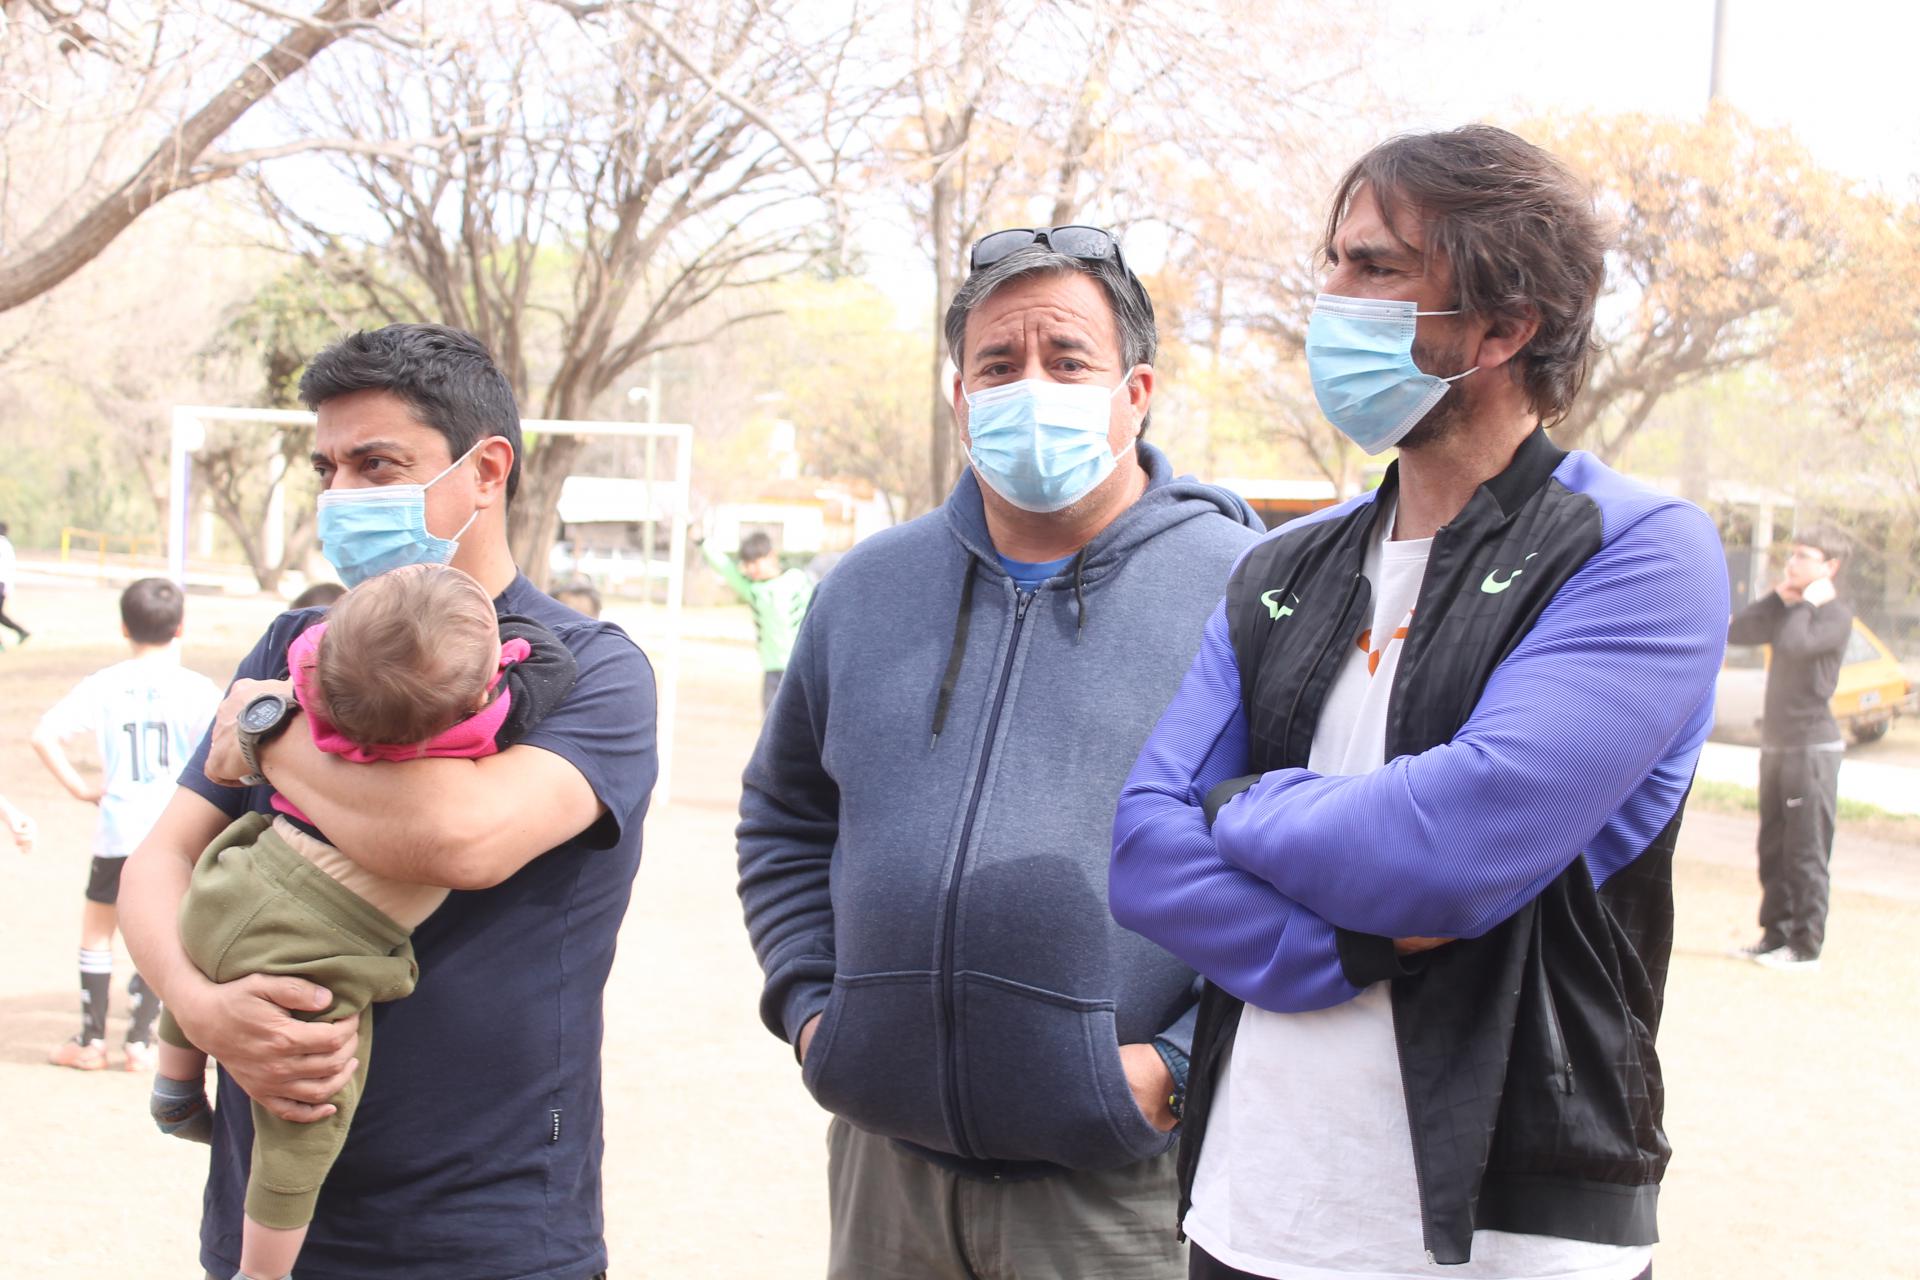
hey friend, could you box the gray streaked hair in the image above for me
[944,244,1158,381]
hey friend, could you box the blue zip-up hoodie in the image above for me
[737,443,1261,1175]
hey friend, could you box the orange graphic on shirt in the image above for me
[1356,610,1413,676]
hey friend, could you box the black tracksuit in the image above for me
[1728,593,1852,956]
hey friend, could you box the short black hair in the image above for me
[552,577,602,618]
[121,577,184,645]
[739,531,774,562]
[289,581,347,611]
[944,241,1158,434]
[1796,523,1851,566]
[0,520,9,536]
[298,323,524,503]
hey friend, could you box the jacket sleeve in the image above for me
[736,603,839,1049]
[1727,593,1783,645]
[1770,599,1852,658]
[1110,602,1362,1013]
[494,615,581,747]
[1210,502,1729,942]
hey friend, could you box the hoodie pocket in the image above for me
[801,970,949,1152]
[955,971,1173,1170]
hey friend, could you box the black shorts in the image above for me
[84,855,127,905]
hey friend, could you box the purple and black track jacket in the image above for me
[1110,430,1728,1264]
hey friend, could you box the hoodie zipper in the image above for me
[938,587,1033,1160]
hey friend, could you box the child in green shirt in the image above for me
[696,530,813,711]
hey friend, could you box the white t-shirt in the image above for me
[37,652,221,858]
[1184,511,1650,1280]
[0,533,15,589]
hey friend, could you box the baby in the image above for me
[149,563,576,1280]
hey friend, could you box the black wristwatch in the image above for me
[236,692,299,786]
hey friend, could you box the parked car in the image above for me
[1712,617,1917,747]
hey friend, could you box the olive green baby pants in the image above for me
[157,811,419,1230]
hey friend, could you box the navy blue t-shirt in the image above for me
[178,574,656,1280]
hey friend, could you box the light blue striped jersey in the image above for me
[38,654,221,857]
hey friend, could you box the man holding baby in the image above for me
[122,323,657,1280]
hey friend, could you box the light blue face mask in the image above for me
[315,440,484,587]
[1305,294,1477,454]
[963,372,1135,513]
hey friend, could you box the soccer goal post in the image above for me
[168,406,693,807]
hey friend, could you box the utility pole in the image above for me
[1680,0,1725,513]
[1708,0,1728,100]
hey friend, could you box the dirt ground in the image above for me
[2,576,1916,1277]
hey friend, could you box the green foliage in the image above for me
[200,265,392,409]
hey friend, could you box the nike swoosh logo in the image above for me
[1261,589,1298,621]
[1481,552,1539,595]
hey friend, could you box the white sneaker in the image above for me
[1752,946,1821,972]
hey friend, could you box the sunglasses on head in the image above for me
[968,225,1126,272]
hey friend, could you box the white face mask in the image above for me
[1305,294,1477,454]
[315,440,484,586]
[962,373,1135,512]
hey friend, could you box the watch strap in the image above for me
[236,695,295,787]
[1151,1037,1191,1122]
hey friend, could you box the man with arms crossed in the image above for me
[123,324,657,1280]
[1111,128,1727,1279]
[738,226,1259,1277]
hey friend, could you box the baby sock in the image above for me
[151,1073,212,1144]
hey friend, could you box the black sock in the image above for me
[78,948,112,1043]
[126,972,160,1045]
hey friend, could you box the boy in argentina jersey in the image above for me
[31,578,221,1071]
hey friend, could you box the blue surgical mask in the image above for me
[963,372,1135,513]
[315,441,484,587]
[1305,294,1477,454]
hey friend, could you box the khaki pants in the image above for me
[161,812,418,1230]
[826,1116,1185,1280]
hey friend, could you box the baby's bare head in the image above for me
[314,563,499,747]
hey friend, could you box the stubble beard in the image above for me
[1396,337,1476,453]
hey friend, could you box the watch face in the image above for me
[240,696,285,733]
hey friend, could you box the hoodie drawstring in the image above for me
[1071,547,1089,639]
[930,562,977,747]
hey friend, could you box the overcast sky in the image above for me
[1404,0,1918,189]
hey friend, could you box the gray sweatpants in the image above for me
[826,1116,1184,1280]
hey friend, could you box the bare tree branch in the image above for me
[0,0,405,312]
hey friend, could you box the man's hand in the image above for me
[1394,936,1451,955]
[798,1012,823,1064]
[7,811,33,854]
[1774,579,1804,605]
[69,778,105,805]
[169,971,360,1123]
[1802,575,1836,607]
[1119,1042,1178,1132]
[205,677,296,787]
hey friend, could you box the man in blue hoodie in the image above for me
[736,226,1261,1278]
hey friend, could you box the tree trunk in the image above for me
[928,171,959,509]
[0,0,401,313]
[508,433,588,592]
